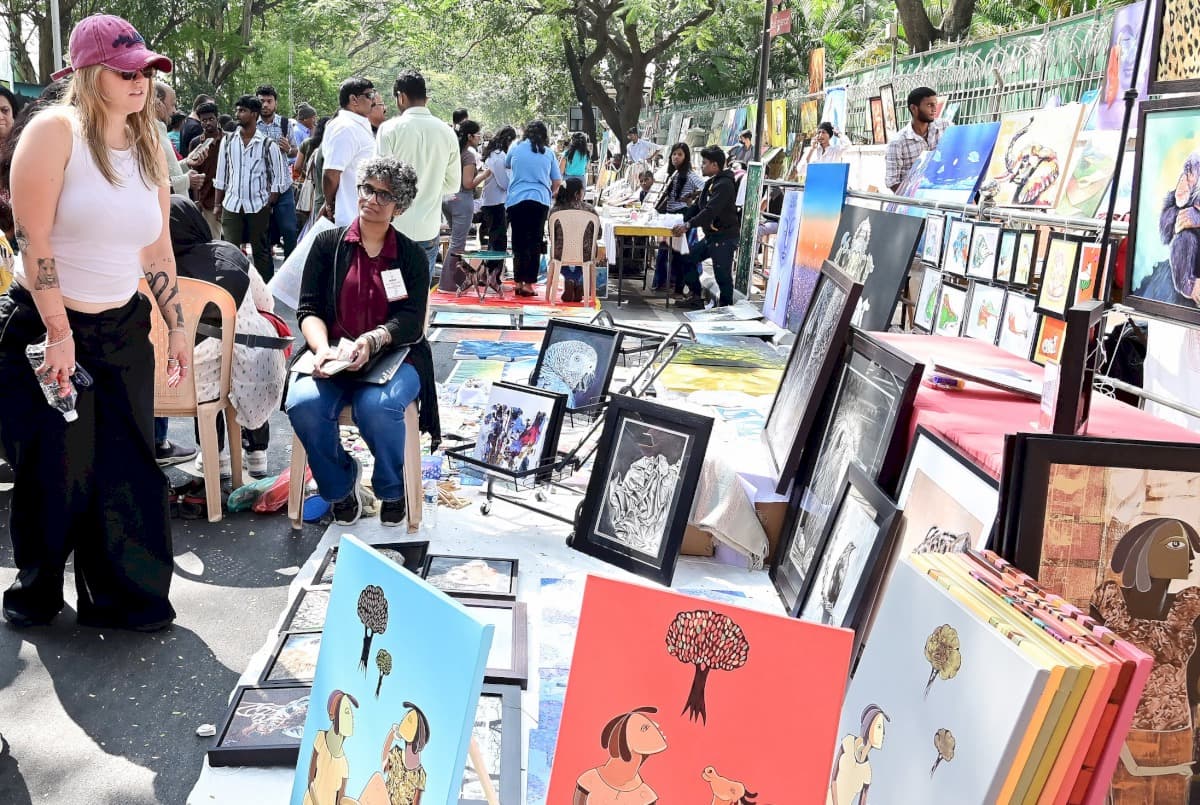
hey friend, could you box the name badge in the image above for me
[381,269,408,301]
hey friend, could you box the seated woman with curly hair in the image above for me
[286,156,440,529]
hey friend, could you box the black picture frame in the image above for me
[469,381,567,481]
[920,213,947,266]
[459,684,522,805]
[1051,300,1105,436]
[1125,94,1200,327]
[965,221,1001,281]
[312,540,429,585]
[913,267,943,333]
[1011,228,1040,287]
[458,598,530,689]
[770,329,924,612]
[1034,232,1084,320]
[963,281,1006,344]
[942,218,974,277]
[570,394,714,585]
[421,555,519,600]
[996,290,1039,360]
[994,228,1019,284]
[207,684,310,767]
[763,261,864,492]
[528,319,625,413]
[280,586,331,633]
[1147,0,1200,95]
[259,630,322,686]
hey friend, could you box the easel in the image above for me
[468,736,501,805]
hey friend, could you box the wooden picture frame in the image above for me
[880,83,898,141]
[312,540,429,585]
[259,630,322,686]
[763,261,864,492]
[869,96,886,145]
[280,586,331,633]
[207,684,310,767]
[459,684,523,805]
[529,319,625,412]
[421,555,519,600]
[457,598,530,689]
[1035,232,1084,320]
[570,394,714,585]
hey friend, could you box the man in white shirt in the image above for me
[319,77,378,226]
[626,127,661,165]
[375,69,461,272]
[213,95,291,281]
[153,80,201,195]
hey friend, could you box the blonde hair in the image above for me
[62,65,167,188]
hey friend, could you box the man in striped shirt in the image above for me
[214,94,291,281]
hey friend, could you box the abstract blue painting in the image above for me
[914,122,1001,205]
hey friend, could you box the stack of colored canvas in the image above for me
[833,551,1151,804]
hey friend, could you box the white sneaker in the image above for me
[195,451,232,477]
[246,450,269,478]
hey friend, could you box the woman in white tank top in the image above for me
[0,14,182,631]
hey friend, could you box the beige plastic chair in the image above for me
[141,277,243,523]
[545,208,601,307]
[286,301,432,533]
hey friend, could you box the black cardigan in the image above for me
[296,224,441,443]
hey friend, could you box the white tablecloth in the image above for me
[598,213,689,260]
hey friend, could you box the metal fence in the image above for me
[642,8,1115,147]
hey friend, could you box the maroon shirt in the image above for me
[334,219,397,340]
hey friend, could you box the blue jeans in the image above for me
[269,188,298,259]
[414,237,439,276]
[285,362,420,502]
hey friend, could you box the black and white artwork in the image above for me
[530,319,624,411]
[208,685,310,767]
[312,540,428,585]
[459,684,522,804]
[828,204,925,330]
[572,395,714,585]
[763,262,863,491]
[470,382,566,475]
[281,587,330,632]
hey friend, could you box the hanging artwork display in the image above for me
[1074,241,1107,304]
[879,84,899,141]
[1036,234,1083,319]
[995,229,1019,283]
[827,204,925,331]
[1013,229,1041,286]
[1001,434,1200,804]
[914,268,943,333]
[1126,96,1200,327]
[209,684,311,767]
[833,560,1051,803]
[963,282,1006,343]
[913,122,1002,206]
[787,163,850,330]
[933,285,968,337]
[982,105,1085,207]
[546,576,854,804]
[1097,1,1154,130]
[800,100,820,138]
[942,219,973,277]
[762,189,803,327]
[469,382,566,474]
[313,541,428,586]
[529,319,623,412]
[770,99,788,149]
[796,464,900,633]
[1033,316,1067,365]
[460,684,522,804]
[966,222,1001,280]
[1054,130,1123,218]
[997,292,1040,359]
[289,536,493,805]
[869,97,886,145]
[809,48,826,94]
[422,555,518,600]
[763,262,864,491]
[1149,0,1200,93]
[571,394,714,585]
[771,330,923,612]
[921,213,947,265]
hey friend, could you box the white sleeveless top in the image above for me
[17,112,162,303]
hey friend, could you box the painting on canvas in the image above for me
[546,576,854,804]
[933,285,967,337]
[470,382,565,473]
[289,536,493,805]
[997,292,1039,359]
[966,223,1001,280]
[942,219,972,277]
[1036,234,1082,319]
[530,319,623,411]
[913,122,1001,206]
[827,204,925,331]
[1096,1,1154,129]
[914,268,943,332]
[963,282,1006,343]
[787,163,850,330]
[869,97,886,145]
[982,105,1085,207]
[762,189,803,327]
[800,100,820,138]
[1054,131,1123,218]
[879,84,898,141]
[1150,0,1200,92]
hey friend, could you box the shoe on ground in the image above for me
[3,605,59,628]
[682,297,706,309]
[246,450,270,478]
[195,451,233,478]
[331,459,364,526]
[156,439,197,467]
[380,497,406,528]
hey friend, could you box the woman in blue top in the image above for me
[558,132,589,187]
[505,120,561,296]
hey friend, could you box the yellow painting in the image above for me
[770,99,788,149]
[982,105,1085,207]
[658,364,783,396]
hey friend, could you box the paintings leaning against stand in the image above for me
[827,204,926,331]
[787,163,850,331]
[469,382,566,476]
[529,319,623,412]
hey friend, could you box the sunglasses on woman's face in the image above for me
[105,66,156,81]
[357,183,401,205]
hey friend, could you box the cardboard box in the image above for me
[682,524,715,557]
[756,500,789,564]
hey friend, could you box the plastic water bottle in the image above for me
[422,479,438,529]
[25,337,78,422]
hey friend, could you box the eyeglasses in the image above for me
[105,66,156,81]
[357,184,401,205]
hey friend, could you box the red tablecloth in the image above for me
[875,334,1200,479]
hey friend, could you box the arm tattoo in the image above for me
[144,268,185,329]
[13,223,29,254]
[34,258,59,290]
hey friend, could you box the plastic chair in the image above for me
[141,277,243,523]
[545,208,601,307]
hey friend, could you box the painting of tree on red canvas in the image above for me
[665,610,750,724]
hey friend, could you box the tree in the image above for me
[923,624,961,697]
[356,585,389,671]
[665,610,750,724]
[375,648,393,697]
[895,0,979,53]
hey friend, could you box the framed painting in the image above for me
[1126,95,1200,326]
[1035,233,1083,319]
[913,267,943,333]
[422,555,519,600]
[281,586,330,633]
[796,464,900,636]
[1053,130,1123,218]
[933,284,968,337]
[879,83,898,141]
[943,219,973,277]
[1096,1,1154,129]
[771,330,924,613]
[546,576,854,804]
[260,631,322,687]
[1032,316,1067,366]
[457,598,529,689]
[459,684,522,804]
[965,222,1001,280]
[1049,301,1104,436]
[289,536,493,805]
[869,96,886,145]
[995,229,1019,283]
[469,381,566,475]
[921,213,947,265]
[1012,229,1040,287]
[763,261,864,492]
[827,204,926,331]
[1073,241,1108,304]
[787,163,850,331]
[209,684,310,767]
[529,319,624,412]
[996,291,1039,359]
[998,433,1200,803]
[762,189,803,327]
[571,394,714,585]
[983,105,1085,207]
[313,541,428,586]
[963,282,1006,343]
[1148,0,1200,93]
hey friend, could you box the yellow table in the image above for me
[608,222,676,306]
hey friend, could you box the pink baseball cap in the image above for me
[51,14,172,81]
